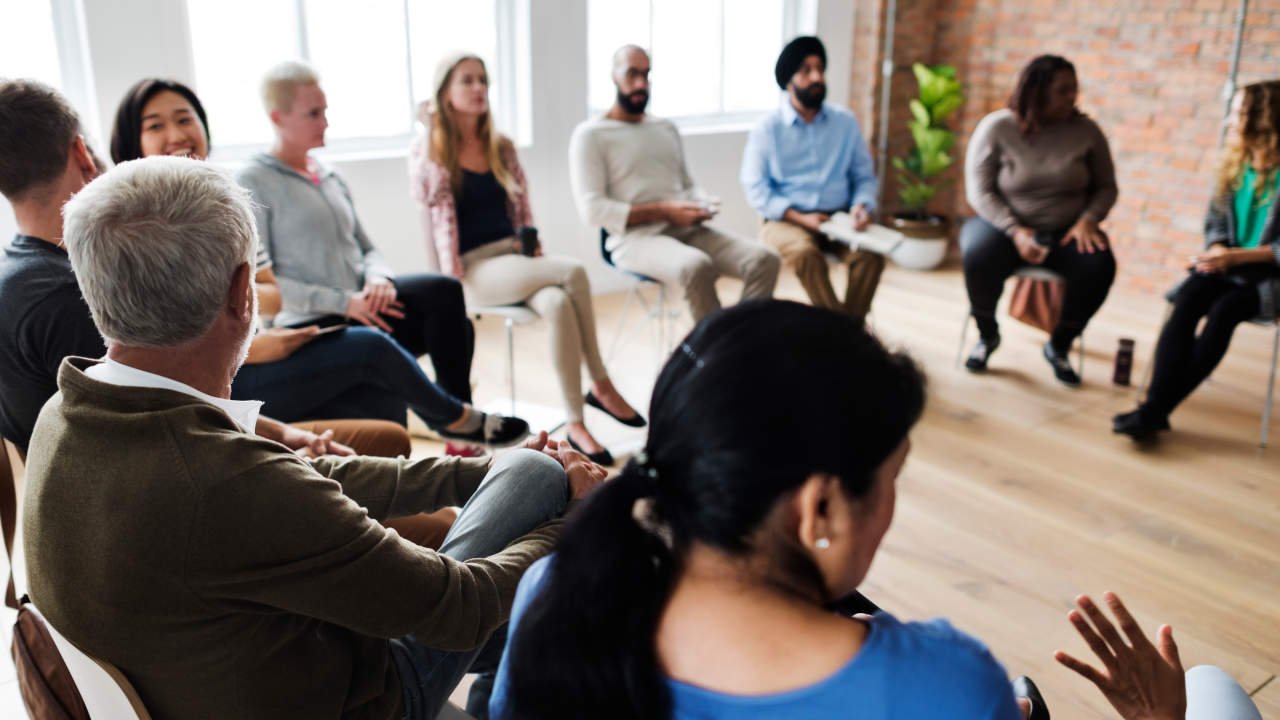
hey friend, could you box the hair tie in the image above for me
[679,343,705,369]
[631,497,673,549]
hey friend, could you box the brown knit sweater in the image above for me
[964,108,1119,233]
[23,357,563,719]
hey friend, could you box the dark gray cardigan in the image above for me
[1199,192,1280,321]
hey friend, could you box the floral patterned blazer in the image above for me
[409,131,533,278]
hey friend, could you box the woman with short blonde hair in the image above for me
[409,53,642,465]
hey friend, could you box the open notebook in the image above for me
[818,213,905,256]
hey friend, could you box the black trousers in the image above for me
[1142,270,1269,418]
[960,217,1117,347]
[305,273,476,404]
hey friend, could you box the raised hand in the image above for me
[1054,592,1186,720]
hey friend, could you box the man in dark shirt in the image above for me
[0,80,104,452]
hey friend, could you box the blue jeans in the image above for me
[389,449,568,720]
[232,326,466,428]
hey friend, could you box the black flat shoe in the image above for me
[1012,676,1050,720]
[965,335,1001,372]
[1112,409,1170,441]
[585,390,646,428]
[567,435,615,466]
[1042,342,1081,387]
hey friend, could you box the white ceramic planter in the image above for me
[890,237,948,270]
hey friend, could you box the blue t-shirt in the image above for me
[491,558,1022,719]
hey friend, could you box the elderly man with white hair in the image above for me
[23,156,604,720]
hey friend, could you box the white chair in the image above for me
[23,603,152,719]
[599,229,683,366]
[955,266,1086,377]
[469,303,565,433]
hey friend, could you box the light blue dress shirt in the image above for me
[741,98,879,221]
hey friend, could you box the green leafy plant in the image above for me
[892,63,964,219]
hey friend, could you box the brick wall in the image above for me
[853,0,1280,295]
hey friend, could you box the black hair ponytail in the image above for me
[502,459,677,719]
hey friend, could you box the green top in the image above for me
[1233,165,1280,248]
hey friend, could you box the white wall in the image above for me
[3,0,855,293]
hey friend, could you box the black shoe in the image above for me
[1012,676,1050,720]
[964,335,1001,372]
[585,391,647,428]
[1112,409,1170,441]
[1042,342,1081,387]
[436,412,529,447]
[566,435,615,466]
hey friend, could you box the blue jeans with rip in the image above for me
[388,449,568,720]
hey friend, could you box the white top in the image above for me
[568,115,708,239]
[84,359,262,433]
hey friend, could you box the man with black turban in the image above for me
[742,36,884,321]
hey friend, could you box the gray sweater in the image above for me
[965,109,1118,233]
[236,154,394,326]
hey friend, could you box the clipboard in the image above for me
[818,214,905,256]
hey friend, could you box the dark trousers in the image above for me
[960,217,1116,349]
[233,325,466,428]
[1142,270,1267,418]
[387,274,476,403]
[301,273,476,404]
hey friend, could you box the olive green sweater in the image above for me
[23,358,563,719]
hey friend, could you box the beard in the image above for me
[792,81,826,110]
[616,88,650,114]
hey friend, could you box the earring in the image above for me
[815,537,831,550]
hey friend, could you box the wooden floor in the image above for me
[1,262,1273,718]
[452,261,1279,718]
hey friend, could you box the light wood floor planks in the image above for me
[452,260,1278,718]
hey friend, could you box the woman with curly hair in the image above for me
[1114,80,1280,440]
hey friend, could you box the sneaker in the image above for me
[1111,409,1171,441]
[964,335,1001,372]
[437,412,530,448]
[1042,342,1081,387]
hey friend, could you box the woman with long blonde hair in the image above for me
[1114,80,1280,440]
[409,53,642,465]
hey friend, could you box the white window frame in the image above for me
[589,0,817,132]
[204,0,531,162]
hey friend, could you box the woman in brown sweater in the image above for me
[962,55,1118,386]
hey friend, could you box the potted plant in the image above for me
[889,62,964,270]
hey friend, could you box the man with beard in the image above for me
[569,45,779,322]
[741,36,883,321]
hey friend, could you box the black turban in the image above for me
[775,36,826,90]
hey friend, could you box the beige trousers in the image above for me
[462,241,608,423]
[760,220,885,319]
[609,224,781,322]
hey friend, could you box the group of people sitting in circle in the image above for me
[0,28,1273,720]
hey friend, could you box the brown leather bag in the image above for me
[11,599,90,720]
[1009,276,1064,333]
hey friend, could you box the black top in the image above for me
[0,235,104,450]
[456,170,515,256]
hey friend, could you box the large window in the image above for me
[186,0,530,154]
[0,0,95,138]
[587,0,816,122]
